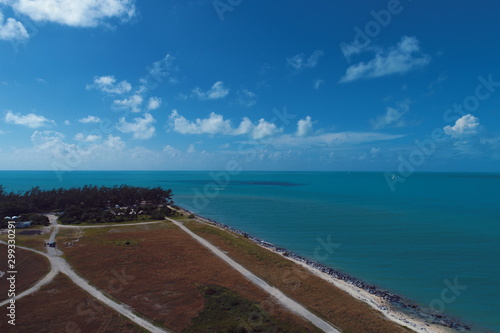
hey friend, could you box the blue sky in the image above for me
[1,0,500,172]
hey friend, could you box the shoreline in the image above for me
[174,205,471,333]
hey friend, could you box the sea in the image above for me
[0,171,498,332]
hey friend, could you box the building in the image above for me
[15,221,32,228]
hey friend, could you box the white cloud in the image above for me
[74,133,101,142]
[140,54,177,91]
[444,114,481,139]
[163,145,180,157]
[116,113,156,140]
[192,81,229,100]
[187,144,196,153]
[168,110,281,140]
[169,110,232,135]
[340,43,363,61]
[370,147,381,156]
[287,50,324,70]
[86,75,132,94]
[340,36,431,83]
[252,119,281,140]
[29,131,125,166]
[371,100,410,130]
[0,11,29,41]
[261,132,405,148]
[297,116,313,137]
[147,97,162,110]
[113,94,143,113]
[5,0,136,27]
[5,111,52,128]
[103,134,125,150]
[233,117,253,136]
[31,131,84,159]
[63,120,71,125]
[78,115,102,124]
[236,89,258,107]
[313,79,324,90]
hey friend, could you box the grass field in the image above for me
[61,221,320,332]
[0,244,50,302]
[0,273,147,333]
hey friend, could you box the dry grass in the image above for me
[0,230,50,253]
[0,244,50,302]
[61,222,320,333]
[183,219,414,333]
[0,273,147,333]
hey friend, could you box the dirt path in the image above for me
[166,217,340,333]
[1,215,169,333]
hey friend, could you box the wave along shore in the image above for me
[174,205,471,333]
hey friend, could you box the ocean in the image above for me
[1,171,498,332]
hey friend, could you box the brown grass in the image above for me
[0,244,50,302]
[0,273,146,333]
[184,219,413,333]
[0,231,50,253]
[61,222,320,333]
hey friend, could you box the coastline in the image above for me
[174,205,470,333]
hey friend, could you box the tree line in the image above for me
[0,185,174,226]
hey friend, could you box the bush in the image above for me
[30,214,50,226]
[151,211,165,220]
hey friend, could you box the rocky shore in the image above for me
[177,206,471,332]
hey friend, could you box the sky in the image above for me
[1,0,500,172]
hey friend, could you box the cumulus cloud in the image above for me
[192,81,229,100]
[236,89,258,107]
[4,0,136,27]
[287,50,324,70]
[444,114,481,139]
[116,113,156,140]
[5,111,53,128]
[252,119,281,140]
[168,110,282,140]
[78,115,101,124]
[163,145,180,157]
[147,97,162,110]
[103,134,125,150]
[0,11,29,41]
[169,110,232,135]
[31,131,75,157]
[30,131,125,164]
[371,100,410,130]
[74,133,101,142]
[113,94,143,113]
[296,116,313,137]
[340,36,430,83]
[86,75,132,94]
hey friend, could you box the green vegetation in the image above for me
[184,285,309,333]
[0,184,175,226]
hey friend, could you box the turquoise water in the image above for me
[1,171,499,332]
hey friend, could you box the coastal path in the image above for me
[167,217,341,333]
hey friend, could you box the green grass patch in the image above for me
[184,285,307,333]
